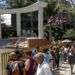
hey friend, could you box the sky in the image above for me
[66,0,75,4]
[0,0,11,26]
[1,14,11,26]
[0,0,7,8]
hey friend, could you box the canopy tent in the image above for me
[62,39,72,43]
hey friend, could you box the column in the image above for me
[16,13,21,37]
[0,15,2,38]
[38,7,44,38]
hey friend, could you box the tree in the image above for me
[44,0,75,41]
[44,0,58,17]
[6,0,36,8]
[51,27,64,40]
[6,0,27,8]
[63,29,75,40]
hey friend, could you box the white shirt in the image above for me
[64,48,68,53]
[36,62,53,75]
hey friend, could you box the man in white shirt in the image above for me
[34,53,53,75]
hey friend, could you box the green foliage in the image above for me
[47,0,75,40]
[6,0,36,8]
[44,25,64,41]
[2,28,17,38]
[44,0,58,16]
[51,27,64,40]
[63,29,75,38]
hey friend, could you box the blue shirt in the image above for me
[44,52,52,64]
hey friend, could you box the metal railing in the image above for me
[1,52,9,75]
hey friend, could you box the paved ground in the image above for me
[54,62,75,75]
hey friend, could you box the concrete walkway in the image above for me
[55,62,75,75]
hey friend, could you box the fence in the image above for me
[0,49,14,75]
[1,52,9,75]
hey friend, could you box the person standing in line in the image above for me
[68,45,75,74]
[55,47,60,68]
[6,52,20,75]
[59,46,64,66]
[34,52,53,75]
[63,45,69,62]
[43,48,53,68]
[25,51,37,75]
[50,47,57,69]
[32,48,38,59]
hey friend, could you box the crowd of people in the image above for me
[6,44,75,75]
